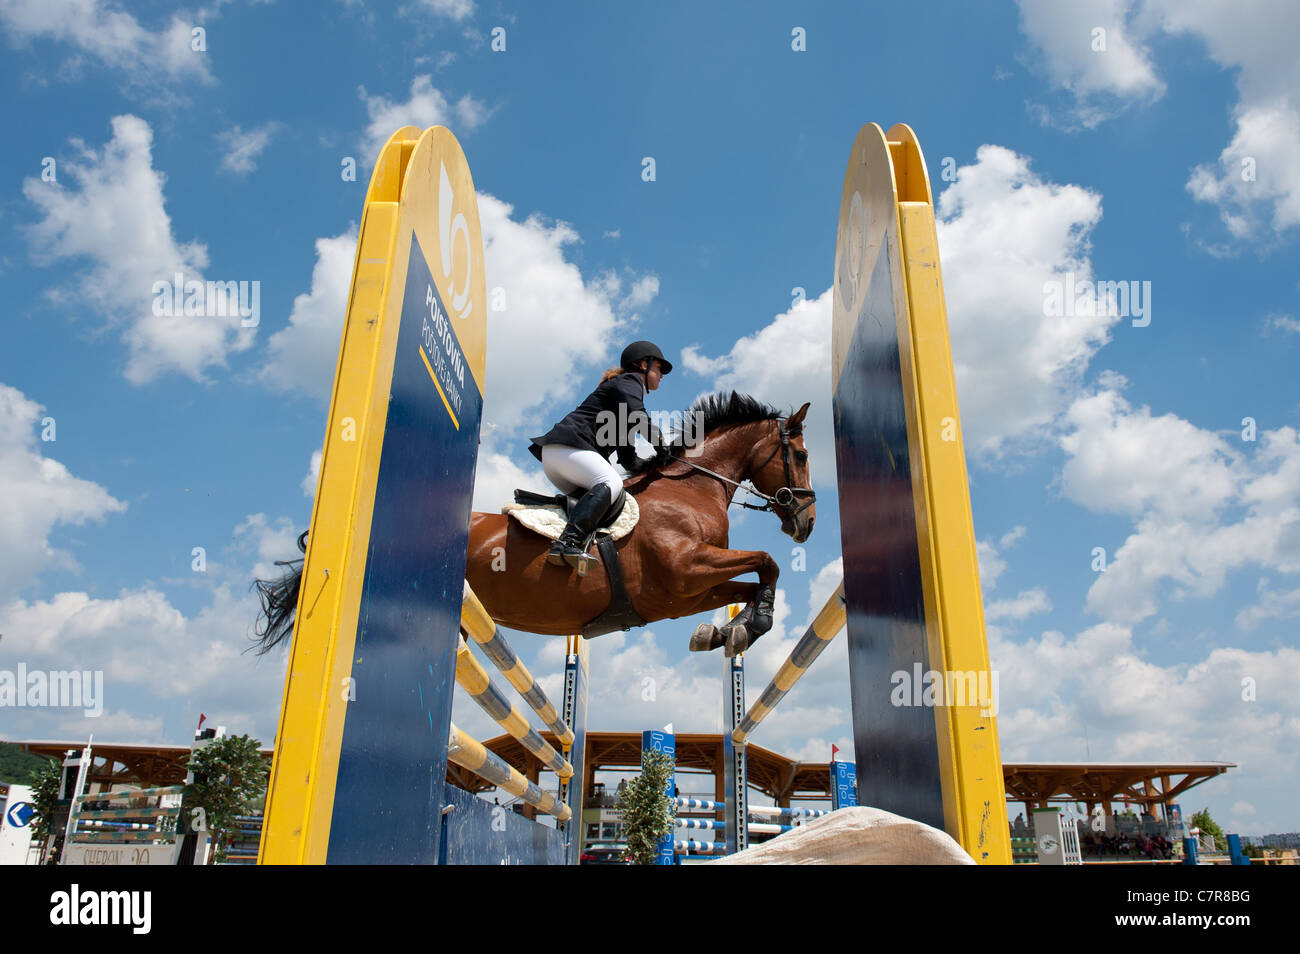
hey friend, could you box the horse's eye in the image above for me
[795,451,808,464]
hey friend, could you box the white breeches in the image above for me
[540,444,625,502]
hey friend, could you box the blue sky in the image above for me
[1,0,1297,836]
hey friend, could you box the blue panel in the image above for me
[328,233,483,864]
[441,786,568,865]
[641,730,676,865]
[832,761,857,809]
[559,652,589,864]
[833,234,945,830]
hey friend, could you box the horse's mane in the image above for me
[624,391,792,476]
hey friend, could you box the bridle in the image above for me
[668,417,816,524]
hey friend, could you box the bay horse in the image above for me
[254,393,815,657]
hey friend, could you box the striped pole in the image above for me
[461,583,573,745]
[446,722,571,822]
[85,785,186,802]
[675,818,796,835]
[455,639,573,778]
[76,820,160,830]
[673,797,723,811]
[672,798,829,818]
[748,822,794,835]
[64,831,173,844]
[747,805,830,819]
[673,839,726,854]
[71,807,171,820]
[731,582,846,744]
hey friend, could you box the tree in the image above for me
[27,757,63,864]
[1190,807,1225,851]
[182,735,269,864]
[617,750,675,865]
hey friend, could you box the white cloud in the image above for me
[217,122,279,175]
[978,539,1010,592]
[417,0,474,21]
[358,75,489,167]
[0,576,287,744]
[1186,101,1300,239]
[301,450,322,498]
[0,383,127,602]
[0,0,214,85]
[1060,388,1240,521]
[478,193,646,436]
[1060,389,1300,625]
[1017,0,1300,242]
[0,512,308,743]
[1016,0,1164,128]
[990,619,1300,833]
[622,274,660,310]
[23,115,255,383]
[260,231,357,401]
[1236,579,1300,632]
[687,145,1118,466]
[671,290,837,487]
[677,147,1120,482]
[1265,313,1299,335]
[260,194,650,441]
[986,587,1052,622]
[470,446,543,513]
[936,145,1118,458]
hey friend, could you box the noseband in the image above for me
[669,418,816,523]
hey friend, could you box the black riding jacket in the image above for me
[530,372,656,470]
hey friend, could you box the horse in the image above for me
[254,392,816,657]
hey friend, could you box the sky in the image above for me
[0,0,1297,836]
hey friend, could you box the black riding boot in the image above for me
[547,484,614,570]
[725,583,777,656]
[749,584,776,640]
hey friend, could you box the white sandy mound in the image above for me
[708,806,976,865]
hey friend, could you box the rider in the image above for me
[529,341,672,569]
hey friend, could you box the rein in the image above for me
[666,418,816,523]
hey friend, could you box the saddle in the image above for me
[504,489,647,638]
[504,489,637,539]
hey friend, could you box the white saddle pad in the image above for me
[503,493,640,543]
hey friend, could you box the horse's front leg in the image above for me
[672,545,778,656]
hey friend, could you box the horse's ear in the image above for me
[789,402,810,428]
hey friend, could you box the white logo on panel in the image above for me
[438,160,473,320]
[838,189,867,312]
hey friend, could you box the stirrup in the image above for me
[564,543,598,577]
[547,533,597,576]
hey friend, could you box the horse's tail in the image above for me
[251,531,307,655]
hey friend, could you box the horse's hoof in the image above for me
[690,624,721,652]
[723,624,752,658]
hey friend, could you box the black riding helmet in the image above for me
[620,340,673,375]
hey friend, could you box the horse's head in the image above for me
[748,402,816,543]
